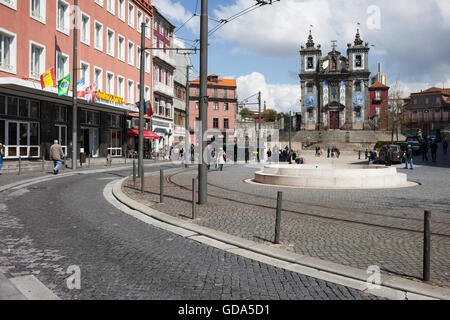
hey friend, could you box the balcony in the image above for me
[152,49,175,67]
[154,82,174,98]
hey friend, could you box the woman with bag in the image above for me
[217,148,226,171]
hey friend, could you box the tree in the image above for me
[388,82,405,143]
[263,109,280,122]
[240,107,254,121]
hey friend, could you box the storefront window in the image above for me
[8,122,17,145]
[19,123,27,145]
[56,105,67,122]
[30,123,39,145]
[19,99,28,117]
[0,95,5,114]
[0,119,4,143]
[7,97,17,116]
[81,109,100,125]
[108,129,122,156]
[30,101,40,118]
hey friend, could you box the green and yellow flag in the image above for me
[58,75,71,96]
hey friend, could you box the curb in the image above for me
[110,175,450,301]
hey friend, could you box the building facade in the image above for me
[188,74,237,143]
[0,0,154,160]
[151,6,174,153]
[368,82,389,131]
[299,29,371,131]
[403,87,450,136]
[172,36,188,145]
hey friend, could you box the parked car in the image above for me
[406,136,425,144]
[378,145,402,164]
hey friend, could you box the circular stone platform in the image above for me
[252,164,417,189]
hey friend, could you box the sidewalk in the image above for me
[0,271,59,300]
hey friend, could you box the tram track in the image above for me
[165,168,450,239]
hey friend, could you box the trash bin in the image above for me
[80,152,86,164]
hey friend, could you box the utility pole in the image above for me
[72,0,78,170]
[185,64,191,168]
[139,22,146,193]
[198,0,208,204]
[257,91,261,162]
[288,111,292,164]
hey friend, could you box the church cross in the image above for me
[331,40,337,51]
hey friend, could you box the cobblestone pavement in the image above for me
[123,149,450,289]
[0,167,379,300]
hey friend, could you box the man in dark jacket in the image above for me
[50,139,65,174]
[443,140,448,156]
[421,141,429,161]
[404,144,414,170]
[430,140,438,162]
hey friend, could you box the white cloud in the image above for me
[152,0,199,32]
[236,72,300,113]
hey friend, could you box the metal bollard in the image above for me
[160,169,164,203]
[88,154,91,167]
[274,191,282,244]
[42,155,45,172]
[140,165,144,194]
[133,160,136,188]
[423,210,431,281]
[192,178,197,219]
[18,156,21,175]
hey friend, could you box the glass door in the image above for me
[5,121,39,158]
[90,127,99,157]
[54,125,67,156]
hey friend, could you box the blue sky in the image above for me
[153,0,450,112]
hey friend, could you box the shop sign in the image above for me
[97,91,124,104]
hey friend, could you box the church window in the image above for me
[355,81,362,92]
[331,85,338,101]
[307,108,314,119]
[306,83,314,94]
[307,57,314,69]
[354,106,362,118]
[355,55,362,67]
[332,58,337,71]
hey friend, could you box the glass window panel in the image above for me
[30,147,39,157]
[19,123,28,145]
[20,147,27,156]
[94,112,99,125]
[0,95,5,114]
[8,122,17,145]
[61,126,66,145]
[19,99,28,117]
[30,123,39,145]
[30,101,39,118]
[7,97,17,116]
[0,119,4,143]
[8,147,17,157]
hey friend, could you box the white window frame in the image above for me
[127,79,134,104]
[145,16,150,39]
[0,28,17,75]
[29,40,45,80]
[107,0,115,15]
[106,71,114,95]
[117,75,125,98]
[80,12,90,46]
[106,28,115,57]
[30,0,46,24]
[145,51,150,73]
[95,0,103,7]
[94,20,103,52]
[94,66,103,91]
[136,46,141,69]
[118,0,125,21]
[137,9,143,33]
[136,83,140,101]
[145,86,150,101]
[117,34,125,62]
[127,40,134,66]
[128,2,135,29]
[55,50,69,81]
[56,0,69,36]
[1,0,17,10]
[80,60,90,89]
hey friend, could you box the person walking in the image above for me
[190,144,195,163]
[327,147,330,158]
[0,141,4,175]
[50,139,64,175]
[430,140,438,162]
[217,147,226,171]
[421,140,429,161]
[179,147,184,161]
[365,148,369,160]
[404,144,414,170]
[443,140,448,156]
[267,148,272,163]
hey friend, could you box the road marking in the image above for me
[9,275,60,300]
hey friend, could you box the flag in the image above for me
[84,84,98,103]
[40,68,56,89]
[146,101,154,117]
[58,75,71,96]
[77,78,85,87]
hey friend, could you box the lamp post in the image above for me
[72,0,78,170]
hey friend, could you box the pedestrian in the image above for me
[190,144,195,162]
[327,147,330,158]
[331,147,335,158]
[430,140,438,162]
[50,139,64,174]
[180,147,184,161]
[267,147,272,163]
[336,147,340,159]
[365,148,368,160]
[0,140,4,175]
[421,141,429,161]
[217,147,226,171]
[358,150,361,159]
[233,141,238,163]
[404,144,414,170]
[385,145,392,166]
[106,152,112,167]
[443,140,448,156]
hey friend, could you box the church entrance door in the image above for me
[330,111,340,129]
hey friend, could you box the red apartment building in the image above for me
[188,74,237,143]
[0,0,154,160]
[368,81,389,130]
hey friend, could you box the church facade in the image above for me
[299,29,371,131]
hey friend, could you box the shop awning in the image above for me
[128,129,160,140]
